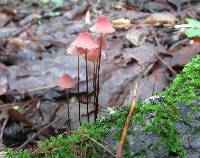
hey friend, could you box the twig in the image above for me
[152,30,177,76]
[16,115,62,151]
[115,83,138,158]
[80,132,115,157]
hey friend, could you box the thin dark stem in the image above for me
[93,62,97,121]
[66,90,71,131]
[152,77,157,96]
[85,51,89,122]
[78,54,81,126]
[95,34,102,121]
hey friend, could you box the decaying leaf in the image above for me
[8,37,31,49]
[0,64,8,96]
[126,27,149,46]
[112,18,132,30]
[145,13,177,26]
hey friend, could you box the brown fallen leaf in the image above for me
[145,13,177,26]
[8,109,31,126]
[112,18,132,30]
[8,37,31,49]
[0,64,8,96]
[169,42,200,66]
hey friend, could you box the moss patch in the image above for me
[7,55,200,157]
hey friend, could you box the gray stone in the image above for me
[192,112,200,120]
[191,120,200,128]
[192,101,200,106]
[178,102,193,119]
[128,134,147,155]
[128,133,160,156]
[146,149,155,158]
[154,145,166,158]
[184,152,200,158]
[181,135,192,149]
[174,122,189,134]
[191,138,200,150]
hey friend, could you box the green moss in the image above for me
[7,55,200,157]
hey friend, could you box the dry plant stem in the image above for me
[115,83,138,158]
[17,115,63,151]
[80,132,115,157]
[95,34,103,121]
[152,30,177,76]
[78,54,81,126]
[93,62,97,121]
[66,90,71,131]
[85,51,89,122]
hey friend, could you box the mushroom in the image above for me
[90,16,115,121]
[68,32,98,122]
[58,74,75,130]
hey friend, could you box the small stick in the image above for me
[17,115,63,151]
[115,83,138,158]
[152,30,177,76]
[80,132,115,157]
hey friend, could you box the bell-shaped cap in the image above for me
[71,32,98,50]
[97,36,109,49]
[67,44,85,55]
[90,16,115,34]
[58,74,75,89]
[86,48,106,62]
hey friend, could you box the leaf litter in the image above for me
[0,0,199,151]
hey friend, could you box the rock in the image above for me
[128,133,160,155]
[191,137,200,151]
[154,145,167,158]
[191,120,200,129]
[184,152,200,158]
[174,122,189,134]
[192,101,200,106]
[181,135,192,149]
[178,101,193,119]
[192,111,200,120]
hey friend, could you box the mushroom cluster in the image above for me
[58,16,115,127]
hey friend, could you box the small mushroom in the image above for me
[90,16,115,121]
[58,74,75,130]
[90,16,115,34]
[68,32,98,123]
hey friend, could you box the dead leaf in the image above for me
[8,37,31,49]
[8,109,31,126]
[112,18,132,30]
[145,13,177,26]
[126,27,149,46]
[0,64,8,96]
[169,42,200,66]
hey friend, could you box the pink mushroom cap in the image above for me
[90,16,115,34]
[58,74,75,89]
[67,44,85,55]
[71,32,98,50]
[86,48,106,62]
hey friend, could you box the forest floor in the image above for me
[0,0,200,157]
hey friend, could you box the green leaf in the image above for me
[186,18,200,27]
[41,0,49,4]
[185,19,200,38]
[185,28,200,38]
[52,0,64,8]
